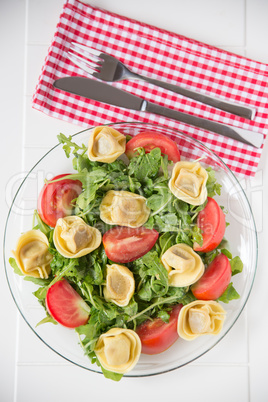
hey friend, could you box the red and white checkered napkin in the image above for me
[32,0,268,177]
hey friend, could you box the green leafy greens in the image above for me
[10,133,244,381]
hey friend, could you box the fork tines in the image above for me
[68,42,103,75]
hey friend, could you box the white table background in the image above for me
[1,1,268,401]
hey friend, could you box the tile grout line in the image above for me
[13,315,21,402]
[244,0,248,56]
[244,0,250,401]
[21,0,29,174]
[244,2,250,400]
[246,306,251,402]
[15,361,250,367]
[14,1,29,401]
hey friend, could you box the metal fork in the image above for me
[68,42,256,120]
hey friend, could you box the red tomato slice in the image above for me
[46,279,90,328]
[38,174,82,227]
[136,304,182,355]
[193,197,226,253]
[125,131,180,162]
[103,226,159,263]
[191,253,232,300]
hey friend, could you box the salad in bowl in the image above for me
[5,122,256,380]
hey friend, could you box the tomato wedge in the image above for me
[136,304,182,354]
[191,253,232,300]
[125,131,180,162]
[194,197,226,253]
[46,279,90,328]
[103,226,159,263]
[38,174,82,227]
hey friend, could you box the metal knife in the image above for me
[53,77,263,148]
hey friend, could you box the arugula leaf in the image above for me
[36,315,58,327]
[99,364,123,381]
[132,250,169,301]
[74,154,96,172]
[159,232,177,256]
[230,256,243,276]
[57,133,87,158]
[128,147,162,181]
[161,154,170,179]
[220,248,233,259]
[218,283,240,303]
[167,288,196,305]
[122,298,138,318]
[157,310,170,323]
[76,317,100,352]
[206,167,222,197]
[190,225,203,246]
[32,210,52,236]
[76,173,108,210]
[147,193,172,213]
[33,286,47,300]
[24,276,52,286]
[9,257,51,286]
[87,352,123,381]
[153,215,179,233]
[9,257,23,276]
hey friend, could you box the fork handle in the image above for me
[133,73,256,120]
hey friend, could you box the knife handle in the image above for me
[145,101,263,148]
[135,74,256,120]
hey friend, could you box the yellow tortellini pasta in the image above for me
[177,300,226,340]
[169,161,208,205]
[99,190,150,228]
[88,126,126,163]
[12,230,52,279]
[161,243,204,287]
[94,328,141,374]
[53,216,102,258]
[104,264,135,307]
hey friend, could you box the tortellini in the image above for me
[88,126,126,163]
[169,161,208,205]
[53,216,102,258]
[161,243,204,287]
[94,328,141,374]
[104,264,135,307]
[177,300,226,340]
[100,190,150,228]
[12,230,52,279]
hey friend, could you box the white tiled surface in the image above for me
[1,1,268,401]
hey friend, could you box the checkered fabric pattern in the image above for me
[32,0,268,177]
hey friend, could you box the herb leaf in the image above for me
[230,256,243,276]
[218,283,240,303]
[206,167,222,197]
[57,133,87,158]
[128,147,162,181]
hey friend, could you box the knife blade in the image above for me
[53,77,263,148]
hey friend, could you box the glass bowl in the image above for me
[4,122,258,377]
